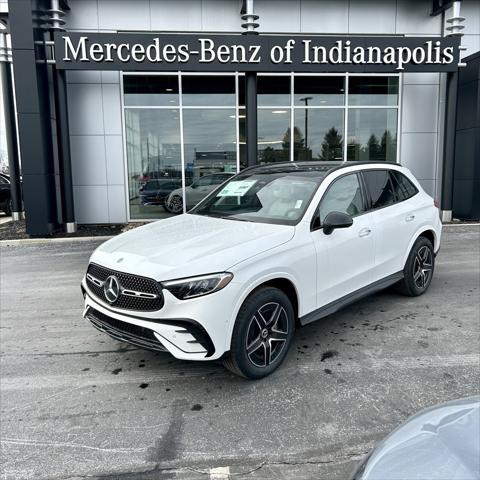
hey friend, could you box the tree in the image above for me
[367,134,381,161]
[320,127,343,161]
[284,126,309,161]
[381,130,396,162]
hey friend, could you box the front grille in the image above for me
[86,307,167,352]
[86,263,164,311]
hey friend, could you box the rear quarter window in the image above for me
[390,170,418,201]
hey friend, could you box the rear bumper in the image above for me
[81,282,216,360]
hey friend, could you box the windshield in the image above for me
[189,169,326,225]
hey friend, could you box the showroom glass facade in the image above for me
[123,73,399,220]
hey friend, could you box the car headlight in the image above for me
[161,272,233,300]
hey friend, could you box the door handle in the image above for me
[405,214,415,222]
[359,227,372,238]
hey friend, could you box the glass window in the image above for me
[182,75,235,106]
[179,109,237,211]
[294,76,345,106]
[239,76,290,106]
[363,170,396,209]
[191,169,324,225]
[348,77,399,106]
[240,108,291,166]
[258,76,290,106]
[293,109,344,161]
[390,170,418,201]
[125,109,181,220]
[257,109,291,163]
[347,109,397,162]
[124,75,178,106]
[319,174,365,222]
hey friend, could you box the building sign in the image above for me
[54,32,461,72]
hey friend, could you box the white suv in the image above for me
[81,162,441,379]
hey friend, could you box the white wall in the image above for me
[64,0,480,223]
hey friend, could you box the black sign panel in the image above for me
[54,32,461,73]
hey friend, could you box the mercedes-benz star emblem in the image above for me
[104,275,120,303]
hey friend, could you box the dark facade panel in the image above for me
[453,52,480,220]
[9,0,60,235]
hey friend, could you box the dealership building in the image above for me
[1,0,479,235]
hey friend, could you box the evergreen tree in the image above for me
[367,134,381,161]
[320,127,343,161]
[284,126,310,161]
[380,130,396,162]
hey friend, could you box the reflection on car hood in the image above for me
[91,214,295,280]
[355,396,480,480]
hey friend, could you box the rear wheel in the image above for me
[395,236,435,296]
[223,287,294,379]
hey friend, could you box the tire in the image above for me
[395,236,435,297]
[165,195,183,214]
[223,287,294,379]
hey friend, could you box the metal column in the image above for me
[48,0,76,232]
[440,0,465,222]
[245,72,257,167]
[52,68,76,232]
[440,70,458,221]
[241,0,259,168]
[0,30,23,220]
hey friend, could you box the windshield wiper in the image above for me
[218,216,255,223]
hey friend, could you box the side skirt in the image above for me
[299,271,404,326]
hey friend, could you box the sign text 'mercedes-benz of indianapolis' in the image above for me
[54,32,461,73]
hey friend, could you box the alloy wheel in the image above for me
[413,245,433,289]
[245,302,289,368]
[167,195,183,214]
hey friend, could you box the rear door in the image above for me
[362,169,420,281]
[311,172,375,307]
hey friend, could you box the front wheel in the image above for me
[223,287,294,379]
[395,236,435,296]
[165,195,183,214]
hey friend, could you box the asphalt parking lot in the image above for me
[1,225,479,480]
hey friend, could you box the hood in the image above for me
[91,214,294,280]
[357,396,480,480]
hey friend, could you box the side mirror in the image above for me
[322,211,353,235]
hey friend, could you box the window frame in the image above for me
[311,171,368,232]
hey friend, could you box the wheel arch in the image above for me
[403,227,438,265]
[225,274,301,351]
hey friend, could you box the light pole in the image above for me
[299,96,312,155]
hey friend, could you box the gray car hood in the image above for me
[355,396,480,480]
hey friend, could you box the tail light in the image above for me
[434,199,439,208]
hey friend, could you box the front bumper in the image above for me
[81,277,239,361]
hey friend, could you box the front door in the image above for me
[311,173,375,307]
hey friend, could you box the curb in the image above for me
[443,223,480,227]
[0,223,478,246]
[0,235,113,246]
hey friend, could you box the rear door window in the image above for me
[362,170,396,210]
